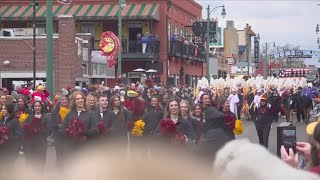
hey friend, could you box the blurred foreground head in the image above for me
[214,139,319,180]
[10,142,216,180]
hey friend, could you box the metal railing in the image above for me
[169,41,206,61]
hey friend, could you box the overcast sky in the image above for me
[196,0,320,52]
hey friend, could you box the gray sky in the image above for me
[196,0,320,52]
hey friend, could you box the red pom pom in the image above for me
[160,118,177,137]
[64,118,86,140]
[97,120,107,135]
[0,126,9,145]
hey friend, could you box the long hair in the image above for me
[86,94,98,110]
[180,100,192,118]
[3,103,15,118]
[192,103,204,122]
[32,100,45,115]
[311,122,320,166]
[163,99,181,119]
[109,94,125,122]
[54,95,69,110]
[199,93,212,107]
[69,91,87,111]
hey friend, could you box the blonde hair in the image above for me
[69,91,87,111]
[180,100,192,118]
[86,94,97,110]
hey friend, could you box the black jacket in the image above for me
[0,116,22,155]
[22,114,50,156]
[256,104,273,124]
[196,107,233,162]
[144,107,163,135]
[59,109,98,139]
[154,117,196,141]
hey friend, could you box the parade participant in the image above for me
[180,100,198,140]
[86,94,98,111]
[193,103,205,123]
[227,88,240,119]
[0,94,6,106]
[156,99,196,141]
[159,93,170,110]
[295,87,305,123]
[196,106,233,163]
[59,91,98,155]
[48,94,69,168]
[31,85,52,113]
[192,103,205,142]
[15,95,32,120]
[95,93,115,138]
[254,95,273,148]
[108,94,131,140]
[200,93,212,110]
[220,99,236,139]
[22,101,50,172]
[283,89,295,123]
[268,89,281,122]
[0,103,22,175]
[247,87,255,121]
[144,96,163,136]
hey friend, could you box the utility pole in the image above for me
[32,0,38,90]
[46,0,54,99]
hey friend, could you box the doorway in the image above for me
[128,27,142,53]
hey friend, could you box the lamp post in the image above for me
[31,0,39,90]
[263,41,275,79]
[118,0,126,78]
[206,5,226,80]
[316,24,319,47]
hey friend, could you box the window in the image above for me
[98,64,105,75]
[92,63,97,75]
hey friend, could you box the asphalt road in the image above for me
[13,112,313,178]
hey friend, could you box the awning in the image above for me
[0,3,160,21]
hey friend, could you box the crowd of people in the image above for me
[0,76,320,178]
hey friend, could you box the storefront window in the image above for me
[92,63,97,75]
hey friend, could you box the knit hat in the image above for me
[260,95,267,102]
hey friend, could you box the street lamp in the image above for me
[118,0,126,78]
[206,5,226,81]
[31,0,39,90]
[263,41,275,78]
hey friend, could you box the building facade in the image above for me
[0,0,205,88]
[223,21,239,76]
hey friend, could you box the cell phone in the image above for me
[281,127,297,154]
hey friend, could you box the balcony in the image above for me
[94,39,160,61]
[169,41,206,62]
[123,40,160,61]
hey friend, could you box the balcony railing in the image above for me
[169,41,206,62]
[94,39,160,61]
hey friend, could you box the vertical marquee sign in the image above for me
[254,37,260,68]
[100,31,121,68]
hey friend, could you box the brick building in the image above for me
[0,0,205,88]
